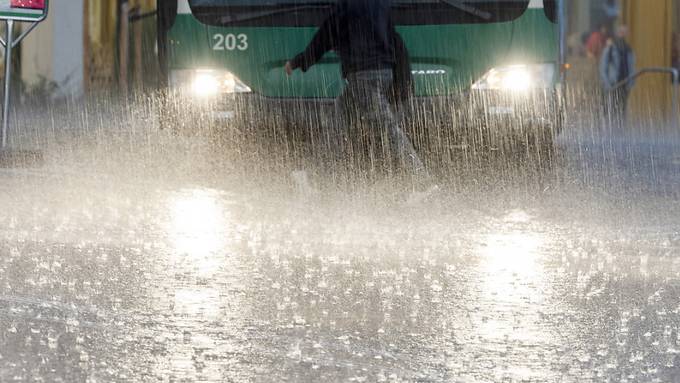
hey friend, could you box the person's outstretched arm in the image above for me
[285,9,342,75]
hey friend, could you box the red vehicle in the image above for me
[10,0,45,10]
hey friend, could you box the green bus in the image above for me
[157,0,565,148]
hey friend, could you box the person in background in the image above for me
[567,33,585,58]
[285,0,434,193]
[586,24,609,60]
[599,25,635,126]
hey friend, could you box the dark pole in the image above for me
[558,0,567,83]
[2,20,14,148]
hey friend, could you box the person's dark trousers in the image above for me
[603,87,630,126]
[331,69,425,177]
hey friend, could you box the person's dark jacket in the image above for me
[289,0,413,102]
[600,38,635,91]
[390,31,413,105]
[290,0,394,76]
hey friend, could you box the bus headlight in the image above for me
[192,71,221,97]
[471,64,555,92]
[170,69,252,98]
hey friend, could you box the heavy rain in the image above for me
[1,0,680,382]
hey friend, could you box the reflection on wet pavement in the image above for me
[0,106,679,382]
[1,179,680,382]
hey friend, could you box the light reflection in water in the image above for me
[155,189,243,381]
[481,232,543,285]
[174,287,221,319]
[167,189,230,278]
[471,211,552,380]
[477,230,546,331]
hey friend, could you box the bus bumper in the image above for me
[200,89,564,141]
[409,89,565,140]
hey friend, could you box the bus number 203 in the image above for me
[212,34,248,51]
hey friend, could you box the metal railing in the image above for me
[612,67,680,129]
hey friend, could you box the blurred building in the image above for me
[20,0,85,99]
[621,0,675,122]
[85,0,158,93]
[16,0,156,100]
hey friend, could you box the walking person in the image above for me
[599,25,635,126]
[284,0,430,186]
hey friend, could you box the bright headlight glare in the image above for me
[170,69,252,97]
[472,64,555,91]
[192,71,220,97]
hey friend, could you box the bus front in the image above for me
[159,0,562,141]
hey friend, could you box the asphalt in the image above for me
[0,103,679,382]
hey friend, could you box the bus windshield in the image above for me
[188,0,531,27]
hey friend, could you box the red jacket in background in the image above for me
[585,31,608,59]
[10,0,45,10]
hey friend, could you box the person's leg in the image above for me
[612,87,628,127]
[352,70,426,176]
[601,88,610,118]
[603,89,621,127]
[619,88,630,126]
[329,79,353,164]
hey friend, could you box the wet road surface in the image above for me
[1,104,680,382]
